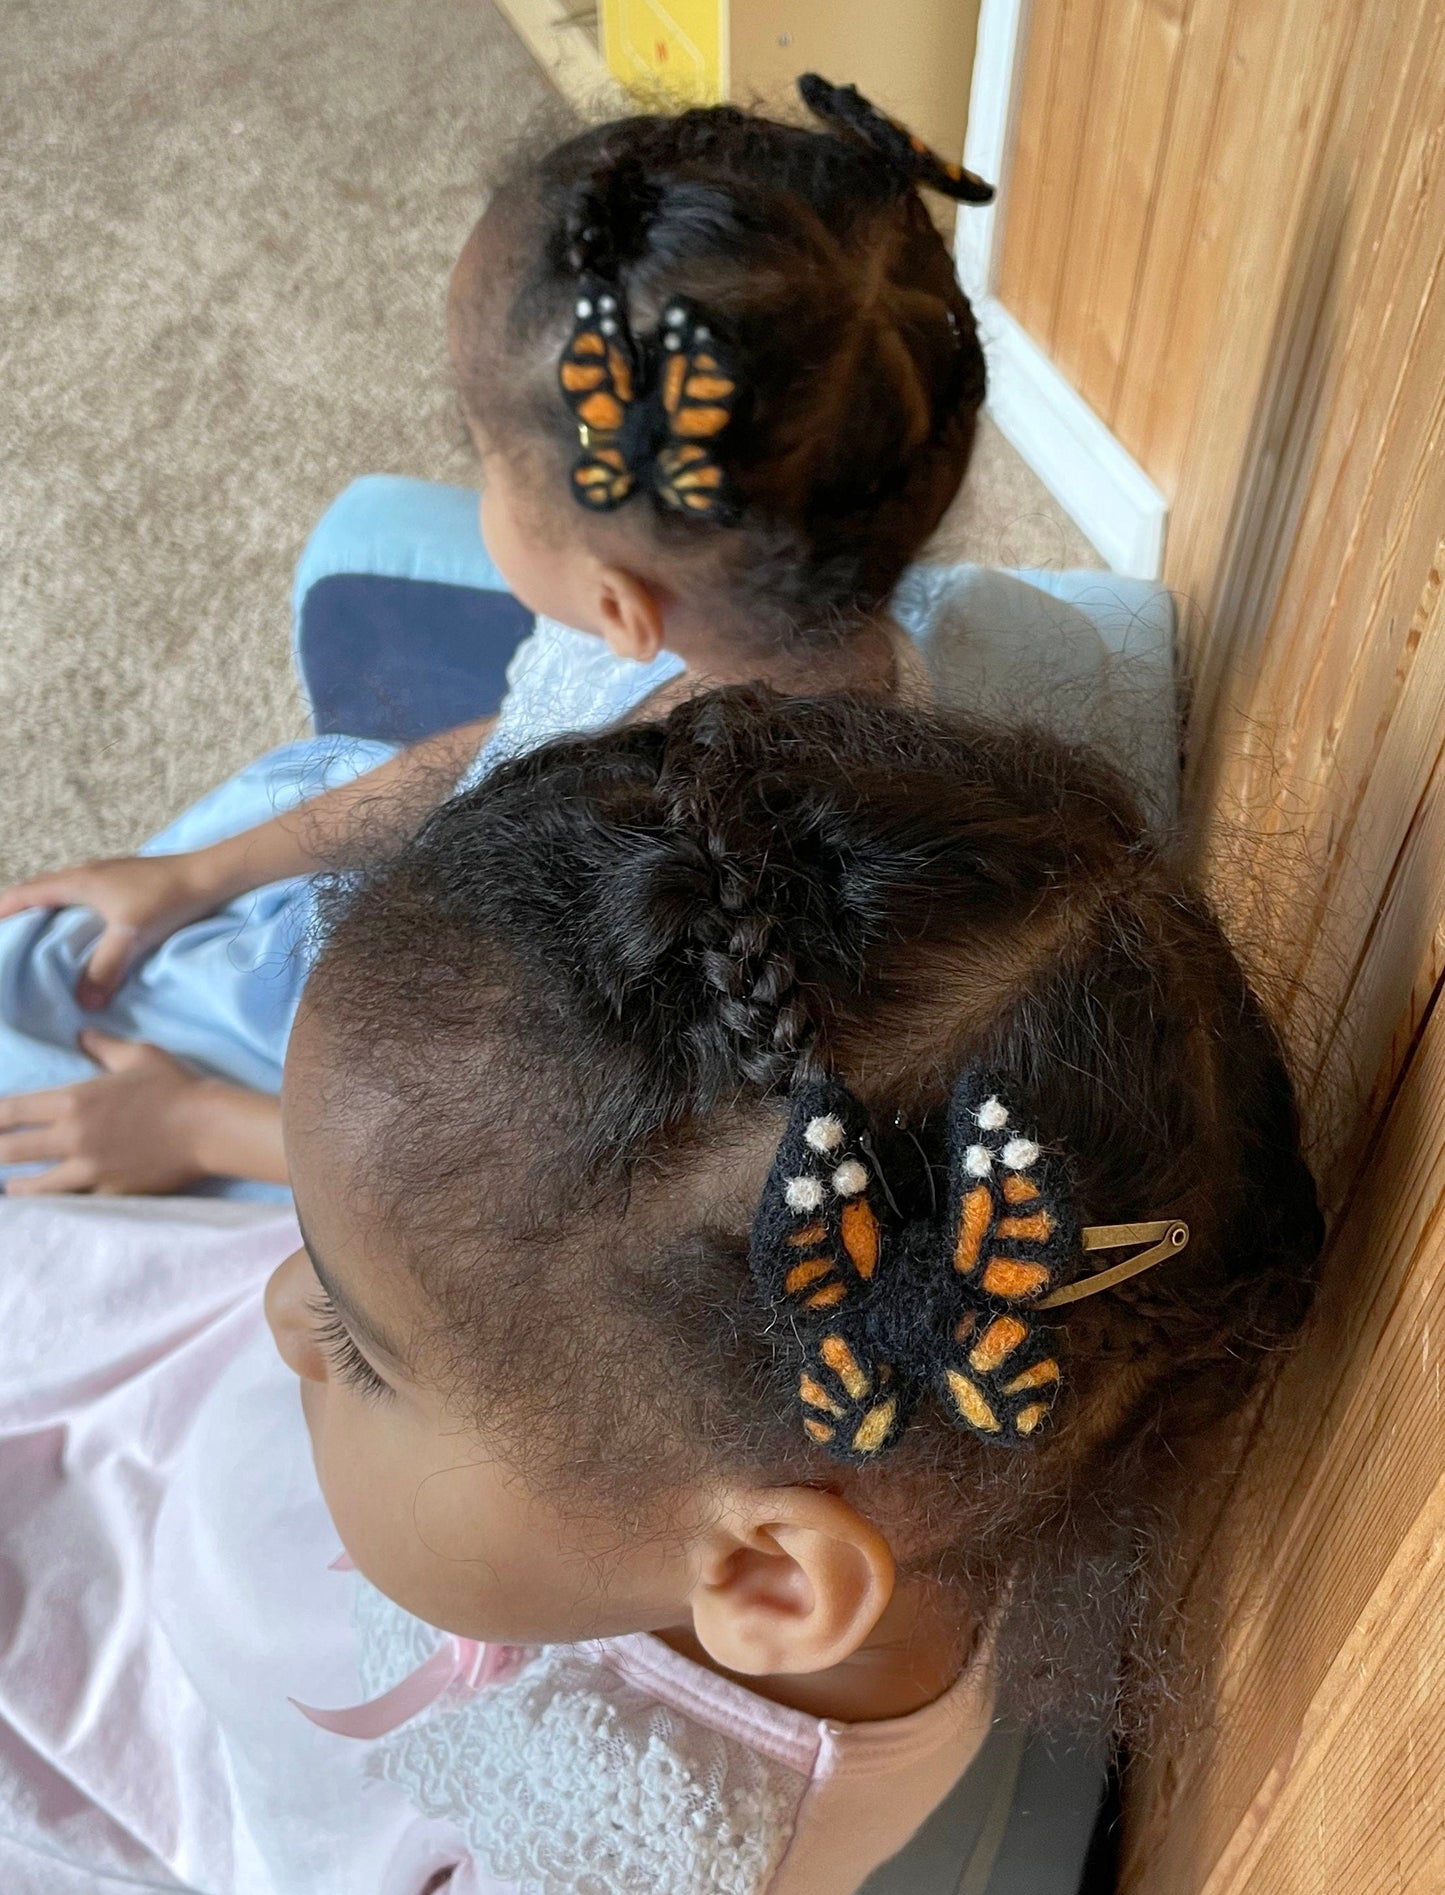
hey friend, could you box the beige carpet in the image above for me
[1,0,1099,887]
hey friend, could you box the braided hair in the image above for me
[457,94,988,644]
[310,690,1323,1723]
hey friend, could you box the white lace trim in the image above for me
[353,1585,808,1895]
[459,616,685,791]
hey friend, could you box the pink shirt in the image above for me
[0,1198,994,1894]
[334,1599,995,1895]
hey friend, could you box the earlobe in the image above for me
[689,1488,895,1679]
[596,566,668,665]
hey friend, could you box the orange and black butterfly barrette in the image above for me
[557,288,740,520]
[798,73,995,205]
[749,1072,1189,1463]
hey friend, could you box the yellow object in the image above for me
[851,1397,898,1456]
[945,1369,1000,1435]
[600,0,726,105]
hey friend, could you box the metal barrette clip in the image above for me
[1036,1219,1191,1309]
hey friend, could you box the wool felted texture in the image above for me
[749,1071,1078,1463]
[749,1080,913,1462]
[558,288,740,519]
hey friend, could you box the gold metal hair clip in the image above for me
[1036,1220,1190,1309]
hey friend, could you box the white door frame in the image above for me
[956,0,1168,578]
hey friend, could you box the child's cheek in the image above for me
[302,1388,371,1559]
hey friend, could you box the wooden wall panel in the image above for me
[1121,975,1445,1889]
[999,1,1104,347]
[992,2,1445,1887]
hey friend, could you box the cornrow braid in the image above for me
[459,93,990,644]
[660,772,818,1087]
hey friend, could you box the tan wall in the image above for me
[994,2,1445,1886]
[730,0,981,165]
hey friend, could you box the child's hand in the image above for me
[0,853,223,1008]
[0,1032,209,1195]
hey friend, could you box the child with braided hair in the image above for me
[0,689,1322,1891]
[0,75,1040,1196]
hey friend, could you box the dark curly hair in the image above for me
[308,690,1323,1726]
[453,99,986,646]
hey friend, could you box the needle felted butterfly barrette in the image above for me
[798,73,996,205]
[749,1071,1190,1463]
[558,286,739,520]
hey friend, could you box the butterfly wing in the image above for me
[934,1078,1076,1444]
[797,1334,905,1460]
[558,294,639,511]
[654,300,738,519]
[749,1082,907,1460]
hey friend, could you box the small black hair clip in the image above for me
[798,73,995,205]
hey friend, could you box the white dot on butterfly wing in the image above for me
[576,298,594,319]
[663,333,682,350]
[664,305,686,327]
[785,1177,824,1213]
[599,317,618,336]
[964,1144,993,1178]
[694,325,711,341]
[832,1159,868,1197]
[598,294,618,313]
[1001,1137,1040,1171]
[976,1097,1008,1131]
[804,1114,845,1155]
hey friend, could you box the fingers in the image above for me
[0,1126,67,1165]
[78,925,142,1011]
[0,1089,70,1130]
[78,1028,150,1074]
[4,1160,95,1196]
[0,875,78,923]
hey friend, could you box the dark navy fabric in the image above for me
[860,1720,1106,1895]
[297,573,534,744]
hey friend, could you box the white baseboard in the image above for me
[976,299,1168,580]
[956,0,1030,307]
[956,0,1169,578]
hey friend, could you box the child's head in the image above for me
[268,691,1322,1716]
[449,83,989,659]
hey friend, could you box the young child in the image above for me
[0,691,1321,1892]
[0,76,999,1197]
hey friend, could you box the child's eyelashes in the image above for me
[306,1293,393,1402]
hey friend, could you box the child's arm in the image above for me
[0,715,495,1009]
[186,712,497,887]
[0,1032,287,1193]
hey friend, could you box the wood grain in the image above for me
[997,0,1105,348]
[992,2,1445,1885]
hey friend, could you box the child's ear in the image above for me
[689,1487,895,1678]
[595,565,668,664]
